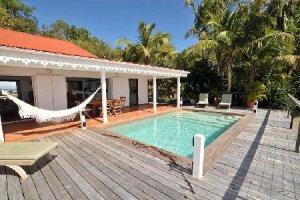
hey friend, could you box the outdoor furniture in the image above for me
[217,94,232,109]
[75,100,92,118]
[88,99,102,117]
[111,99,121,116]
[0,142,59,179]
[197,93,209,107]
[114,96,126,115]
[99,100,114,117]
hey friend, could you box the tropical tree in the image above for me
[41,19,118,59]
[185,0,246,92]
[116,21,176,67]
[267,0,300,75]
[40,20,69,40]
[0,0,38,33]
[185,0,300,108]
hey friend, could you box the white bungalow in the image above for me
[0,28,188,124]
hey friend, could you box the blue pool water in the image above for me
[108,111,239,158]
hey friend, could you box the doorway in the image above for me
[0,76,34,122]
[129,79,138,105]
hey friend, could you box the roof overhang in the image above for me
[0,46,189,78]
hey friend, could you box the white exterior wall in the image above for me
[110,77,148,106]
[110,78,130,106]
[138,77,148,104]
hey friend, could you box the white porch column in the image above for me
[0,115,4,142]
[177,77,181,108]
[153,76,157,113]
[101,71,108,123]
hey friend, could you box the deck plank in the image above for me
[36,157,72,200]
[45,157,89,200]
[20,167,40,200]
[58,132,164,200]
[27,161,56,200]
[40,137,111,200]
[52,134,141,200]
[6,167,24,200]
[39,137,104,200]
[0,166,8,200]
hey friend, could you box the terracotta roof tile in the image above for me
[0,28,98,58]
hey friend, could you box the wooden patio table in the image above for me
[88,99,120,117]
[88,99,102,117]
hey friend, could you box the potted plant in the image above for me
[245,81,267,108]
[209,90,221,106]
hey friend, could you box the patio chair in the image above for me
[114,96,126,115]
[0,142,58,179]
[111,99,121,116]
[217,94,232,109]
[75,100,92,118]
[99,100,114,117]
[196,93,209,107]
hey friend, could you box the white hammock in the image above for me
[1,87,101,123]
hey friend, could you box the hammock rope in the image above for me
[1,87,101,123]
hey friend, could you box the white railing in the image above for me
[192,134,205,179]
[79,109,87,129]
[253,100,258,114]
[0,115,4,142]
[288,94,300,152]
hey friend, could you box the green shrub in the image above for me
[245,81,267,101]
[266,79,295,110]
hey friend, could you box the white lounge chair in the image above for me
[218,94,232,109]
[197,93,209,107]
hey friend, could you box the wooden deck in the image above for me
[1,109,299,199]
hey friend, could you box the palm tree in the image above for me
[243,0,296,83]
[116,21,176,66]
[186,0,298,91]
[185,0,246,92]
[266,0,300,76]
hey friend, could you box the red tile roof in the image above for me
[0,28,98,58]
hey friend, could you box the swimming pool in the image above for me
[108,111,239,158]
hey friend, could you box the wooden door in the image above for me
[129,79,138,105]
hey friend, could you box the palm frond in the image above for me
[184,0,194,8]
[249,31,294,49]
[275,54,300,66]
[206,20,222,28]
[115,38,131,46]
[196,39,219,50]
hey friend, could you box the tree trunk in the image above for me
[225,53,233,92]
[216,50,222,76]
[249,64,258,84]
[227,63,232,92]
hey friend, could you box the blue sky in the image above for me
[23,0,198,52]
